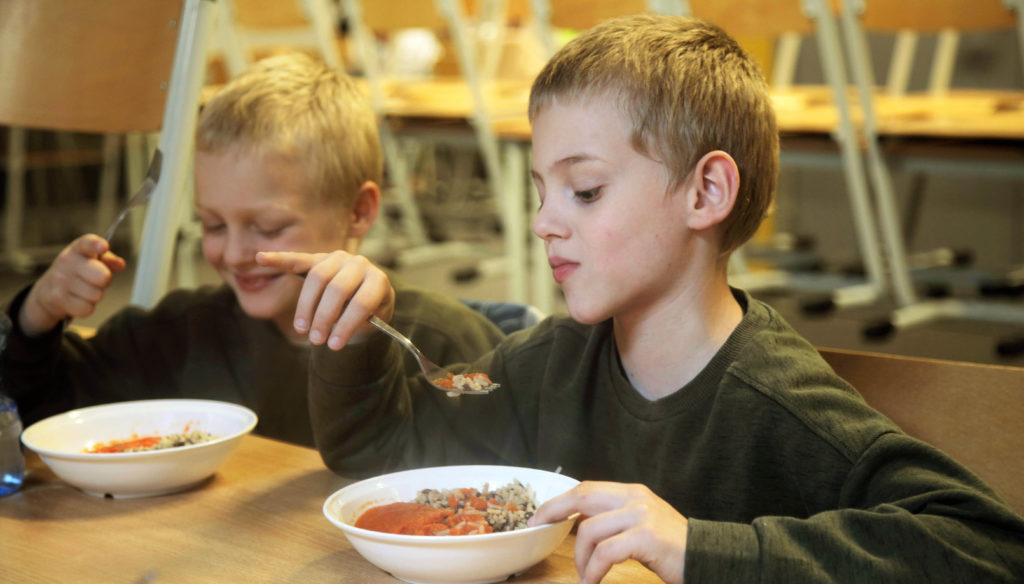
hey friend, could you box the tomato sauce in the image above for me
[354,501,494,536]
[85,435,163,453]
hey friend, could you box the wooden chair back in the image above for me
[359,0,449,33]
[686,0,821,37]
[0,0,183,134]
[856,0,1017,33]
[546,0,651,31]
[819,347,1024,516]
[230,0,311,29]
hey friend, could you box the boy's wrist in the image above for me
[19,288,61,338]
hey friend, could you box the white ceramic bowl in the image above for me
[21,399,257,498]
[323,465,579,584]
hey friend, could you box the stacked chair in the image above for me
[341,0,539,292]
[684,0,896,313]
[0,0,215,307]
[838,0,1024,354]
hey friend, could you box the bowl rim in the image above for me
[323,464,580,544]
[20,398,258,461]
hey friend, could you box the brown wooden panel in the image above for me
[360,0,446,33]
[547,0,650,31]
[0,0,182,134]
[231,0,312,28]
[859,0,1016,33]
[688,0,818,36]
[819,346,1024,516]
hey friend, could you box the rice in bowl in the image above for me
[416,480,537,533]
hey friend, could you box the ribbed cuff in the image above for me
[685,519,760,583]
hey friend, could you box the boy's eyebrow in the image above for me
[532,153,605,183]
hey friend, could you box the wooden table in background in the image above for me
[0,435,660,583]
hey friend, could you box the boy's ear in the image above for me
[685,150,739,231]
[348,180,381,239]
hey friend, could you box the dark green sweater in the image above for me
[2,282,504,447]
[310,289,1024,582]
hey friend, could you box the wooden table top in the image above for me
[485,85,1024,143]
[1,435,659,583]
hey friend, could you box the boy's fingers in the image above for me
[531,481,622,525]
[581,531,635,584]
[309,269,361,344]
[73,234,108,258]
[67,277,106,304]
[326,270,391,349]
[573,507,637,578]
[256,250,325,275]
[100,252,128,273]
[531,492,577,525]
[61,292,99,319]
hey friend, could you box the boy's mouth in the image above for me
[232,272,281,293]
[548,256,577,284]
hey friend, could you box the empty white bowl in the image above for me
[21,399,257,498]
[323,465,579,584]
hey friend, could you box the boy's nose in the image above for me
[223,230,255,266]
[532,200,567,242]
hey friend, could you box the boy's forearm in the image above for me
[308,334,407,475]
[684,431,1024,582]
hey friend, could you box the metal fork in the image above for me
[368,315,499,396]
[103,149,163,242]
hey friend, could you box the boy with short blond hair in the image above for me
[261,17,1024,583]
[1,52,504,446]
[197,52,381,212]
[527,15,779,255]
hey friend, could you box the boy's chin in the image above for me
[566,303,610,326]
[234,292,291,322]
[238,302,283,321]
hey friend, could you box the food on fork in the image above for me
[432,372,497,395]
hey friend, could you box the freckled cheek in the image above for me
[201,236,224,265]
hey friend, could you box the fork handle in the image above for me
[368,315,415,353]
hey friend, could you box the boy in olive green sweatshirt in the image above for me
[2,53,503,446]
[261,16,1024,583]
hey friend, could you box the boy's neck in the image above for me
[612,275,742,401]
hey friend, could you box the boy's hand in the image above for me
[20,234,126,337]
[529,481,688,584]
[256,250,395,349]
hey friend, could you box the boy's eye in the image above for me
[201,223,224,234]
[255,225,288,237]
[574,187,601,202]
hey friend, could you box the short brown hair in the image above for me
[529,15,778,254]
[196,52,381,211]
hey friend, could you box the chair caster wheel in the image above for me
[863,320,895,340]
[996,337,1024,357]
[800,296,835,316]
[452,266,481,283]
[792,234,816,252]
[840,263,865,278]
[952,248,974,267]
[979,280,1024,297]
[924,284,951,299]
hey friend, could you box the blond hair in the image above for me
[196,52,381,211]
[529,15,778,254]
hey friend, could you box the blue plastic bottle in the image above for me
[0,313,23,496]
[0,393,24,496]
